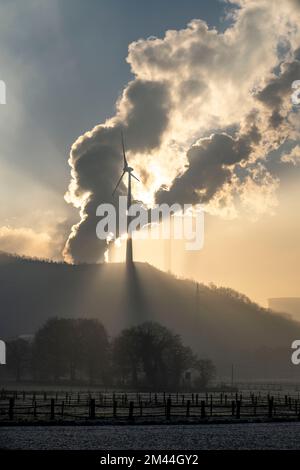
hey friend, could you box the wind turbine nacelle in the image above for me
[125,166,134,172]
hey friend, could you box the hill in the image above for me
[0,252,298,380]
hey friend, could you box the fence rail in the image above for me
[1,390,300,423]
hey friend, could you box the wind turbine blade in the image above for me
[121,131,128,167]
[131,173,140,182]
[112,171,125,196]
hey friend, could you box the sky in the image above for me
[0,0,228,256]
[0,0,300,306]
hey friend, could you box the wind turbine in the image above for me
[113,131,140,265]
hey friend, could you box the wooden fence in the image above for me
[1,390,300,422]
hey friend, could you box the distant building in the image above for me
[269,298,300,322]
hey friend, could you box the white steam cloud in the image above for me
[64,0,300,263]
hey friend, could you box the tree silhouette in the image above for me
[77,318,110,385]
[113,321,196,389]
[11,316,215,388]
[33,318,76,381]
[33,317,109,383]
[112,328,141,387]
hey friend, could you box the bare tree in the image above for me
[113,322,196,389]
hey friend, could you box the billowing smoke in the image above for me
[64,0,300,263]
[256,48,300,129]
[156,45,300,209]
[64,80,170,263]
[156,123,261,206]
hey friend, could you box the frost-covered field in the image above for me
[1,422,300,450]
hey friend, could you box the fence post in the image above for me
[236,400,241,419]
[113,400,117,418]
[231,400,236,416]
[201,400,206,419]
[210,395,213,416]
[166,398,171,420]
[89,398,95,419]
[140,401,143,417]
[129,401,134,421]
[186,400,190,418]
[268,396,274,418]
[195,394,199,406]
[61,401,64,418]
[9,398,14,420]
[33,400,37,418]
[50,398,55,420]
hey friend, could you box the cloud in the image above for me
[0,227,52,259]
[64,0,300,262]
[281,145,300,165]
[0,216,72,261]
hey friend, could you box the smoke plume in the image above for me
[64,0,300,263]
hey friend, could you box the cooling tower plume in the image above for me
[64,0,300,263]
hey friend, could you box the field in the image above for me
[2,423,300,450]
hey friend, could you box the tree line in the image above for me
[4,318,215,390]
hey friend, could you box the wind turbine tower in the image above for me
[113,132,140,265]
